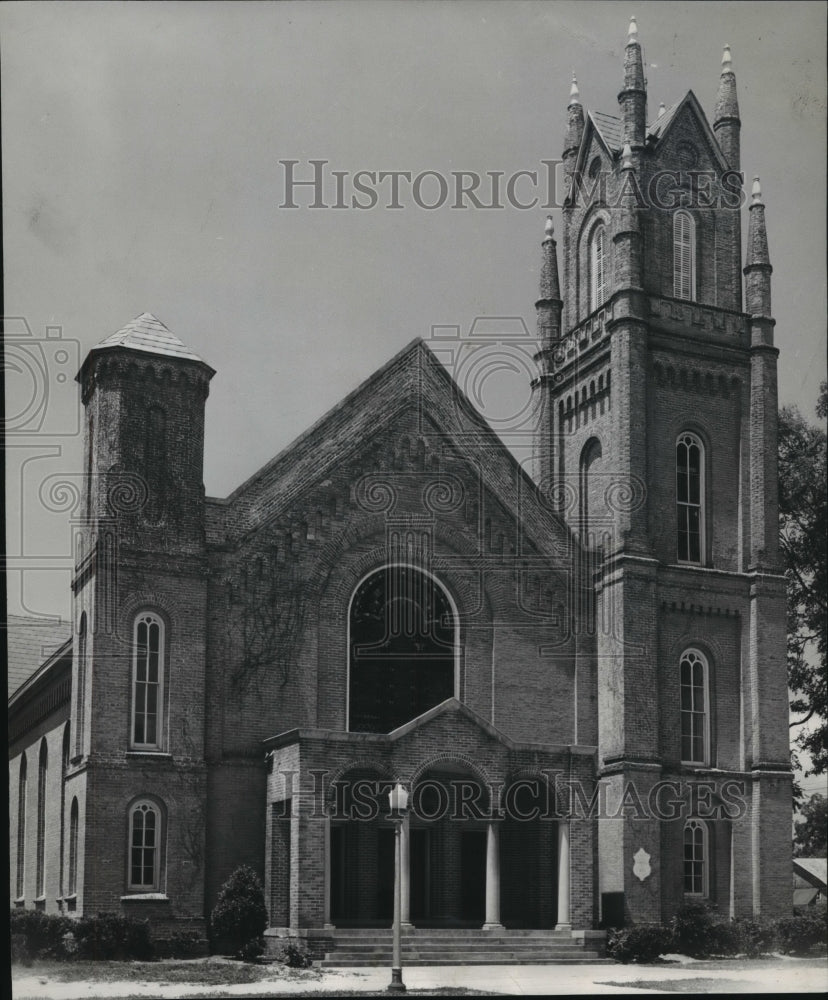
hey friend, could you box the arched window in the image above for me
[579,437,604,545]
[680,648,709,765]
[36,739,48,899]
[131,613,165,750]
[68,798,79,898]
[674,210,696,300]
[683,819,708,896]
[676,432,705,564]
[128,799,162,891]
[349,567,456,733]
[75,613,87,758]
[590,223,608,310]
[16,754,27,900]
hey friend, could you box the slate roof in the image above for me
[6,615,71,697]
[589,101,681,152]
[92,312,208,364]
[793,858,828,890]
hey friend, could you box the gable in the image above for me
[207,338,576,563]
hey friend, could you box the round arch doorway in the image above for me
[348,565,456,733]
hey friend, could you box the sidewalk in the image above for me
[11,956,828,997]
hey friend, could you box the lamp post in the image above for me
[387,782,409,993]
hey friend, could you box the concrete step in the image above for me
[323,942,594,953]
[318,956,612,967]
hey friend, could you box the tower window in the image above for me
[75,613,87,758]
[680,648,709,765]
[676,432,705,564]
[131,613,165,750]
[590,223,608,310]
[36,739,48,899]
[128,799,163,891]
[683,819,708,896]
[673,211,696,300]
[68,798,79,898]
[16,753,27,900]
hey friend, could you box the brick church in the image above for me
[9,21,792,957]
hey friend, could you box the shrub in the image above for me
[154,930,207,959]
[239,937,265,962]
[9,910,154,962]
[730,917,776,958]
[75,913,154,961]
[11,933,31,966]
[607,925,674,964]
[670,901,716,958]
[210,865,268,959]
[774,912,828,955]
[10,910,75,960]
[276,940,312,968]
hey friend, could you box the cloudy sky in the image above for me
[3,0,826,624]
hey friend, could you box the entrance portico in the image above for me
[263,699,595,936]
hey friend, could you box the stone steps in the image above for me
[316,929,608,967]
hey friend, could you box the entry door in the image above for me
[460,830,486,923]
[377,826,395,922]
[411,827,431,921]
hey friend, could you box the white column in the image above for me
[556,820,571,930]
[401,814,413,929]
[483,820,503,930]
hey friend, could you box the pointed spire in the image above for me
[563,72,585,165]
[714,43,741,169]
[619,16,647,146]
[744,175,772,319]
[569,73,580,107]
[539,215,561,302]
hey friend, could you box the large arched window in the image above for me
[349,567,456,733]
[683,819,708,896]
[68,798,79,899]
[128,799,163,891]
[16,754,27,900]
[131,612,165,750]
[674,210,696,300]
[75,612,87,757]
[36,739,48,899]
[590,223,608,310]
[676,432,705,564]
[680,648,709,765]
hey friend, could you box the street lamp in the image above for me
[387,782,409,993]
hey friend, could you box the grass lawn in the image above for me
[12,960,496,996]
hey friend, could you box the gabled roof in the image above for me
[387,697,515,748]
[89,312,211,365]
[591,111,623,151]
[794,858,828,890]
[581,92,726,173]
[5,615,71,697]
[212,337,575,560]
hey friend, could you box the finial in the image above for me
[751,176,763,205]
[628,15,638,43]
[569,73,580,106]
[722,44,733,72]
[658,101,666,117]
[621,143,633,169]
[544,215,555,240]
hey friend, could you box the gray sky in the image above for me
[3,0,827,624]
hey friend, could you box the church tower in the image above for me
[533,21,791,923]
[66,314,214,927]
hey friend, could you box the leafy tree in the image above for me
[779,382,827,791]
[210,865,268,958]
[793,793,828,857]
